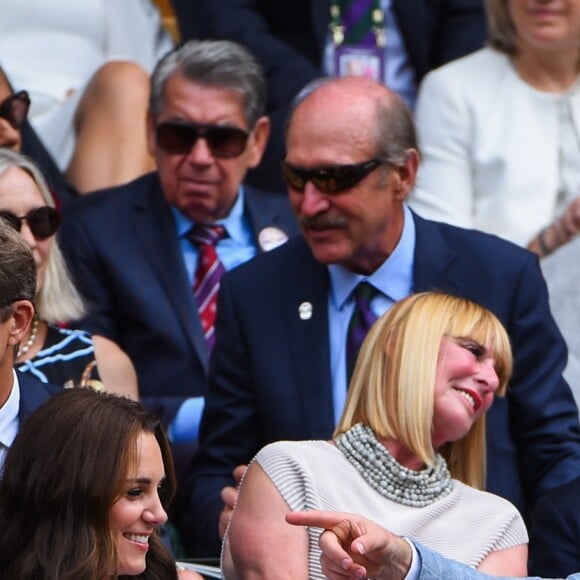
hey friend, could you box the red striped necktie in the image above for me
[188,223,227,350]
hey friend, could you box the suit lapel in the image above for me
[412,213,462,296]
[132,176,209,372]
[284,239,335,437]
[17,372,55,423]
[244,185,297,253]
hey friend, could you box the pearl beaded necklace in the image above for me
[17,316,39,358]
[334,423,453,507]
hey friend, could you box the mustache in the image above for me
[299,214,349,230]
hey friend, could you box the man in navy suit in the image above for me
[0,221,59,470]
[171,0,487,191]
[179,75,580,557]
[59,41,298,463]
[528,476,580,577]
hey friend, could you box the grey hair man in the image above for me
[59,39,298,472]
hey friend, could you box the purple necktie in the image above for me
[188,224,227,351]
[346,282,378,383]
[341,0,376,47]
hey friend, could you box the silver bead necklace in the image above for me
[17,316,39,358]
[334,423,453,507]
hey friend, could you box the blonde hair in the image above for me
[0,150,85,323]
[485,0,519,55]
[335,292,512,489]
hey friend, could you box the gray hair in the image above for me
[150,39,267,127]
[286,77,419,166]
[0,150,85,323]
[0,220,36,322]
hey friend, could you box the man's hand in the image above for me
[218,464,248,539]
[286,510,412,580]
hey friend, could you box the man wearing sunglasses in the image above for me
[0,220,60,472]
[58,41,298,471]
[181,75,580,559]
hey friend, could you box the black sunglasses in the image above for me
[155,121,250,159]
[0,206,61,240]
[281,157,386,194]
[0,90,31,129]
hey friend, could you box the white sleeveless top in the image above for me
[229,440,528,580]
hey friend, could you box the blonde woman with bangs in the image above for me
[221,292,528,579]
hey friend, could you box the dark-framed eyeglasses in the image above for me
[155,121,250,159]
[0,206,61,240]
[0,90,31,129]
[280,157,387,194]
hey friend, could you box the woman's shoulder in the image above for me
[44,325,94,349]
[418,47,512,106]
[426,47,509,81]
[256,439,334,463]
[453,480,526,521]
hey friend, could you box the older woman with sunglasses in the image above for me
[0,149,138,396]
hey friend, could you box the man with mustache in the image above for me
[179,76,580,558]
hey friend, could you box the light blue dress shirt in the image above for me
[0,370,20,473]
[327,204,415,423]
[324,0,418,109]
[171,187,256,283]
[169,188,257,444]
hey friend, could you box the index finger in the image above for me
[286,510,353,529]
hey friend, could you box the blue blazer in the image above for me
[18,371,61,423]
[170,0,487,191]
[529,476,580,577]
[180,212,580,556]
[58,172,299,425]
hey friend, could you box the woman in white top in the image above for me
[408,0,580,257]
[222,292,528,579]
[0,0,173,194]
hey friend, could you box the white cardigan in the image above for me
[408,47,580,247]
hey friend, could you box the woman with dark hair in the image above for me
[0,388,200,579]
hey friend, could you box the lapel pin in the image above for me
[258,226,289,252]
[298,301,313,320]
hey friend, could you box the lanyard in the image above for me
[329,0,386,47]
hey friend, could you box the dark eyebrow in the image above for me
[126,475,167,485]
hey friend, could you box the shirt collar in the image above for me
[328,204,416,309]
[0,370,20,449]
[171,186,246,243]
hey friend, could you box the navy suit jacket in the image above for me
[58,172,298,425]
[171,0,486,191]
[180,212,580,556]
[529,476,580,577]
[18,371,61,423]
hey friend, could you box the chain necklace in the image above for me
[334,423,453,507]
[17,316,39,358]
